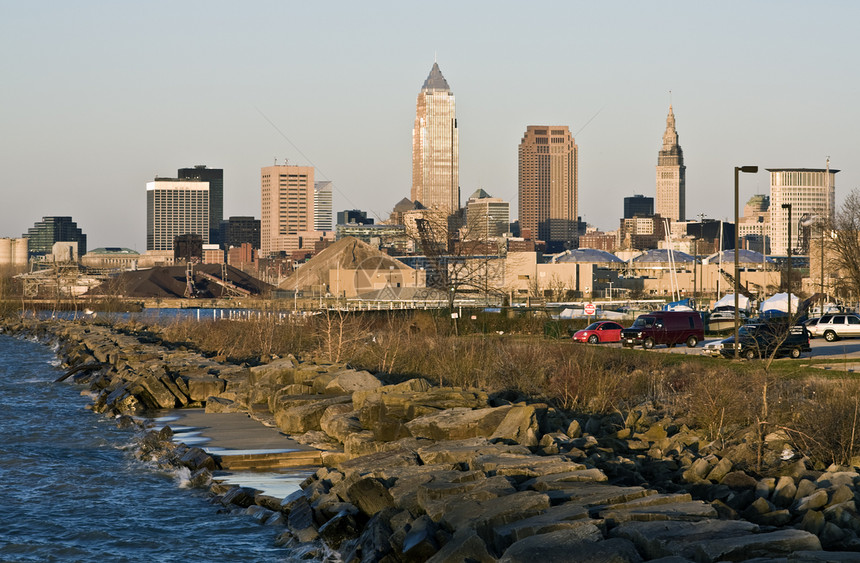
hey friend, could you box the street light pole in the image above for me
[782,203,792,318]
[734,166,758,358]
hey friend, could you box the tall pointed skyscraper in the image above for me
[655,105,686,222]
[411,62,459,216]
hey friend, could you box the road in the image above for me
[596,337,860,361]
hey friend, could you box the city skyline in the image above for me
[2,2,858,251]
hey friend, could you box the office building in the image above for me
[337,209,374,226]
[738,195,770,255]
[146,179,209,251]
[261,164,314,257]
[655,106,686,222]
[768,166,837,256]
[178,165,222,244]
[314,181,333,232]
[624,195,654,219]
[412,62,459,216]
[464,189,510,239]
[220,216,261,250]
[24,216,87,256]
[518,126,578,251]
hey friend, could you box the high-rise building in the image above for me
[464,189,510,240]
[220,216,261,250]
[24,216,87,256]
[518,126,578,250]
[768,167,837,256]
[260,164,314,257]
[178,165,223,244]
[337,210,374,226]
[314,181,333,231]
[146,179,210,251]
[624,195,654,219]
[412,62,459,216]
[655,106,686,222]
[738,195,770,255]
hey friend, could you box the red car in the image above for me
[573,321,624,344]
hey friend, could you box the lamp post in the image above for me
[782,203,792,318]
[734,166,758,358]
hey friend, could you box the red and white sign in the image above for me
[584,303,596,316]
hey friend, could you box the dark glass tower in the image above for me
[178,165,223,244]
[24,216,87,256]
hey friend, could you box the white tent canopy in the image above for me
[760,292,800,314]
[713,293,750,311]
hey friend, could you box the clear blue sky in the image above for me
[2,1,857,251]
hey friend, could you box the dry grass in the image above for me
[124,308,860,467]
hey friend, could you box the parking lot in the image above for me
[598,336,860,361]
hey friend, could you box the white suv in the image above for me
[812,313,860,341]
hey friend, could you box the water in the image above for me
[0,333,295,562]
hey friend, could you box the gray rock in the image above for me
[273,395,352,434]
[795,478,818,501]
[490,405,540,447]
[183,376,227,402]
[611,519,760,560]
[567,419,583,438]
[500,534,641,563]
[828,484,855,507]
[344,477,394,517]
[820,522,846,547]
[788,550,860,561]
[801,509,825,535]
[720,470,758,490]
[405,406,512,441]
[755,477,776,499]
[492,503,597,551]
[438,490,550,538]
[795,489,829,513]
[417,437,531,466]
[325,369,381,394]
[471,453,589,479]
[690,529,822,562]
[318,508,359,549]
[706,457,733,482]
[773,476,798,507]
[816,471,859,489]
[426,529,495,563]
[682,457,711,483]
[401,514,440,561]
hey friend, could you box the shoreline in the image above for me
[7,316,860,560]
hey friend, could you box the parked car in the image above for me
[572,321,624,344]
[809,313,860,341]
[707,321,810,360]
[621,311,704,349]
[803,317,820,337]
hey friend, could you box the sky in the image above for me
[2,1,858,251]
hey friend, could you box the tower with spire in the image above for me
[655,105,686,222]
[411,62,459,216]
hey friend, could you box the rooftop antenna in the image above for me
[434,51,437,63]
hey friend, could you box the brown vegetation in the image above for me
[83,308,860,468]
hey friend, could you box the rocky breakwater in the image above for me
[7,317,860,561]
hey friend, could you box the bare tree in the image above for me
[828,188,860,303]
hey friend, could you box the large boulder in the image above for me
[501,534,640,563]
[320,404,363,443]
[273,395,352,434]
[490,405,540,447]
[405,407,512,441]
[325,369,382,395]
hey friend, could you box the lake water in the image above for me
[0,332,299,562]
